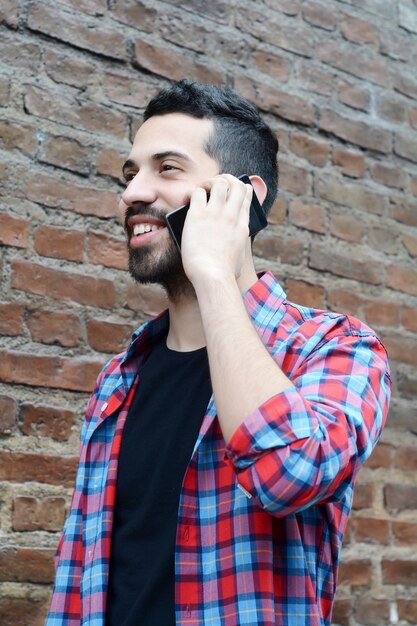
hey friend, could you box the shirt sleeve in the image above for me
[224,332,391,516]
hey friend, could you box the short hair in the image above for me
[143,80,279,216]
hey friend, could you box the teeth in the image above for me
[133,224,162,236]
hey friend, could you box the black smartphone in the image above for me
[165,174,268,252]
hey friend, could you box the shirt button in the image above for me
[88,550,92,558]
[183,526,189,541]
[101,402,108,413]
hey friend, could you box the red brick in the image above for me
[28,309,82,348]
[410,174,417,196]
[302,2,338,30]
[397,370,417,400]
[19,403,75,441]
[59,0,106,16]
[310,244,382,285]
[0,303,25,336]
[267,196,287,225]
[252,51,290,83]
[355,599,390,625]
[364,442,394,468]
[104,72,159,108]
[38,134,91,175]
[285,280,325,309]
[320,108,391,153]
[0,596,48,626]
[394,70,417,100]
[134,39,224,84]
[332,148,366,178]
[387,263,417,296]
[392,522,417,546]
[402,232,417,257]
[127,282,167,317]
[371,162,407,189]
[395,445,417,471]
[24,85,127,138]
[254,232,305,265]
[0,119,38,156]
[318,43,391,87]
[364,300,399,328]
[391,199,417,227]
[27,3,126,60]
[162,0,231,23]
[12,260,116,308]
[339,84,371,112]
[0,450,77,486]
[44,48,95,89]
[12,496,66,531]
[0,213,28,248]
[0,395,17,433]
[330,214,364,243]
[0,350,104,393]
[26,172,118,219]
[317,176,387,214]
[327,289,362,317]
[352,517,390,544]
[0,75,10,106]
[338,559,373,586]
[395,132,417,163]
[263,0,301,16]
[236,8,314,57]
[341,14,377,44]
[296,62,334,97]
[0,0,23,27]
[0,548,54,584]
[87,231,128,271]
[352,482,373,510]
[34,225,85,262]
[409,107,417,130]
[368,225,401,255]
[279,162,311,195]
[235,76,315,126]
[400,306,417,333]
[289,200,326,234]
[111,0,157,29]
[382,559,417,585]
[289,133,328,166]
[380,33,411,62]
[381,333,417,365]
[97,147,126,181]
[87,318,134,353]
[384,483,417,511]
[2,36,41,73]
[332,598,352,626]
[397,599,417,624]
[376,94,408,124]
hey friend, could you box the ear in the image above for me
[248,175,268,206]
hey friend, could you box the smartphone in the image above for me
[165,174,268,252]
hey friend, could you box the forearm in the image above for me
[194,271,294,443]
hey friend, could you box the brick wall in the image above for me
[0,1,416,624]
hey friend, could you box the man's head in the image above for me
[119,80,279,297]
[143,80,279,214]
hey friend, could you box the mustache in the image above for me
[124,204,167,232]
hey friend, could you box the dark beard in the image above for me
[125,205,196,301]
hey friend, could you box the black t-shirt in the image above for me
[105,335,212,626]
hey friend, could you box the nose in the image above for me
[121,170,157,207]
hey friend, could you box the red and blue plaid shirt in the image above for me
[47,271,390,625]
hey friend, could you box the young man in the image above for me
[47,80,391,626]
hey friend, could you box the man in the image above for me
[47,80,391,626]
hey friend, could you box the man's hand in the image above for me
[180,174,253,286]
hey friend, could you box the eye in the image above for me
[160,163,178,173]
[123,171,137,183]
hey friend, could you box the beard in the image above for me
[125,205,196,301]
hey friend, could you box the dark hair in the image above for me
[143,80,279,216]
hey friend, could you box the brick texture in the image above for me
[1,1,416,624]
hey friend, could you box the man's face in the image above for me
[119,113,220,294]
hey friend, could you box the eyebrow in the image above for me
[122,151,193,174]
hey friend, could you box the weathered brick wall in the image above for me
[0,0,416,624]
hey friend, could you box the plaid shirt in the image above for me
[47,271,390,626]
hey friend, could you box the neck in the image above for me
[165,258,258,352]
